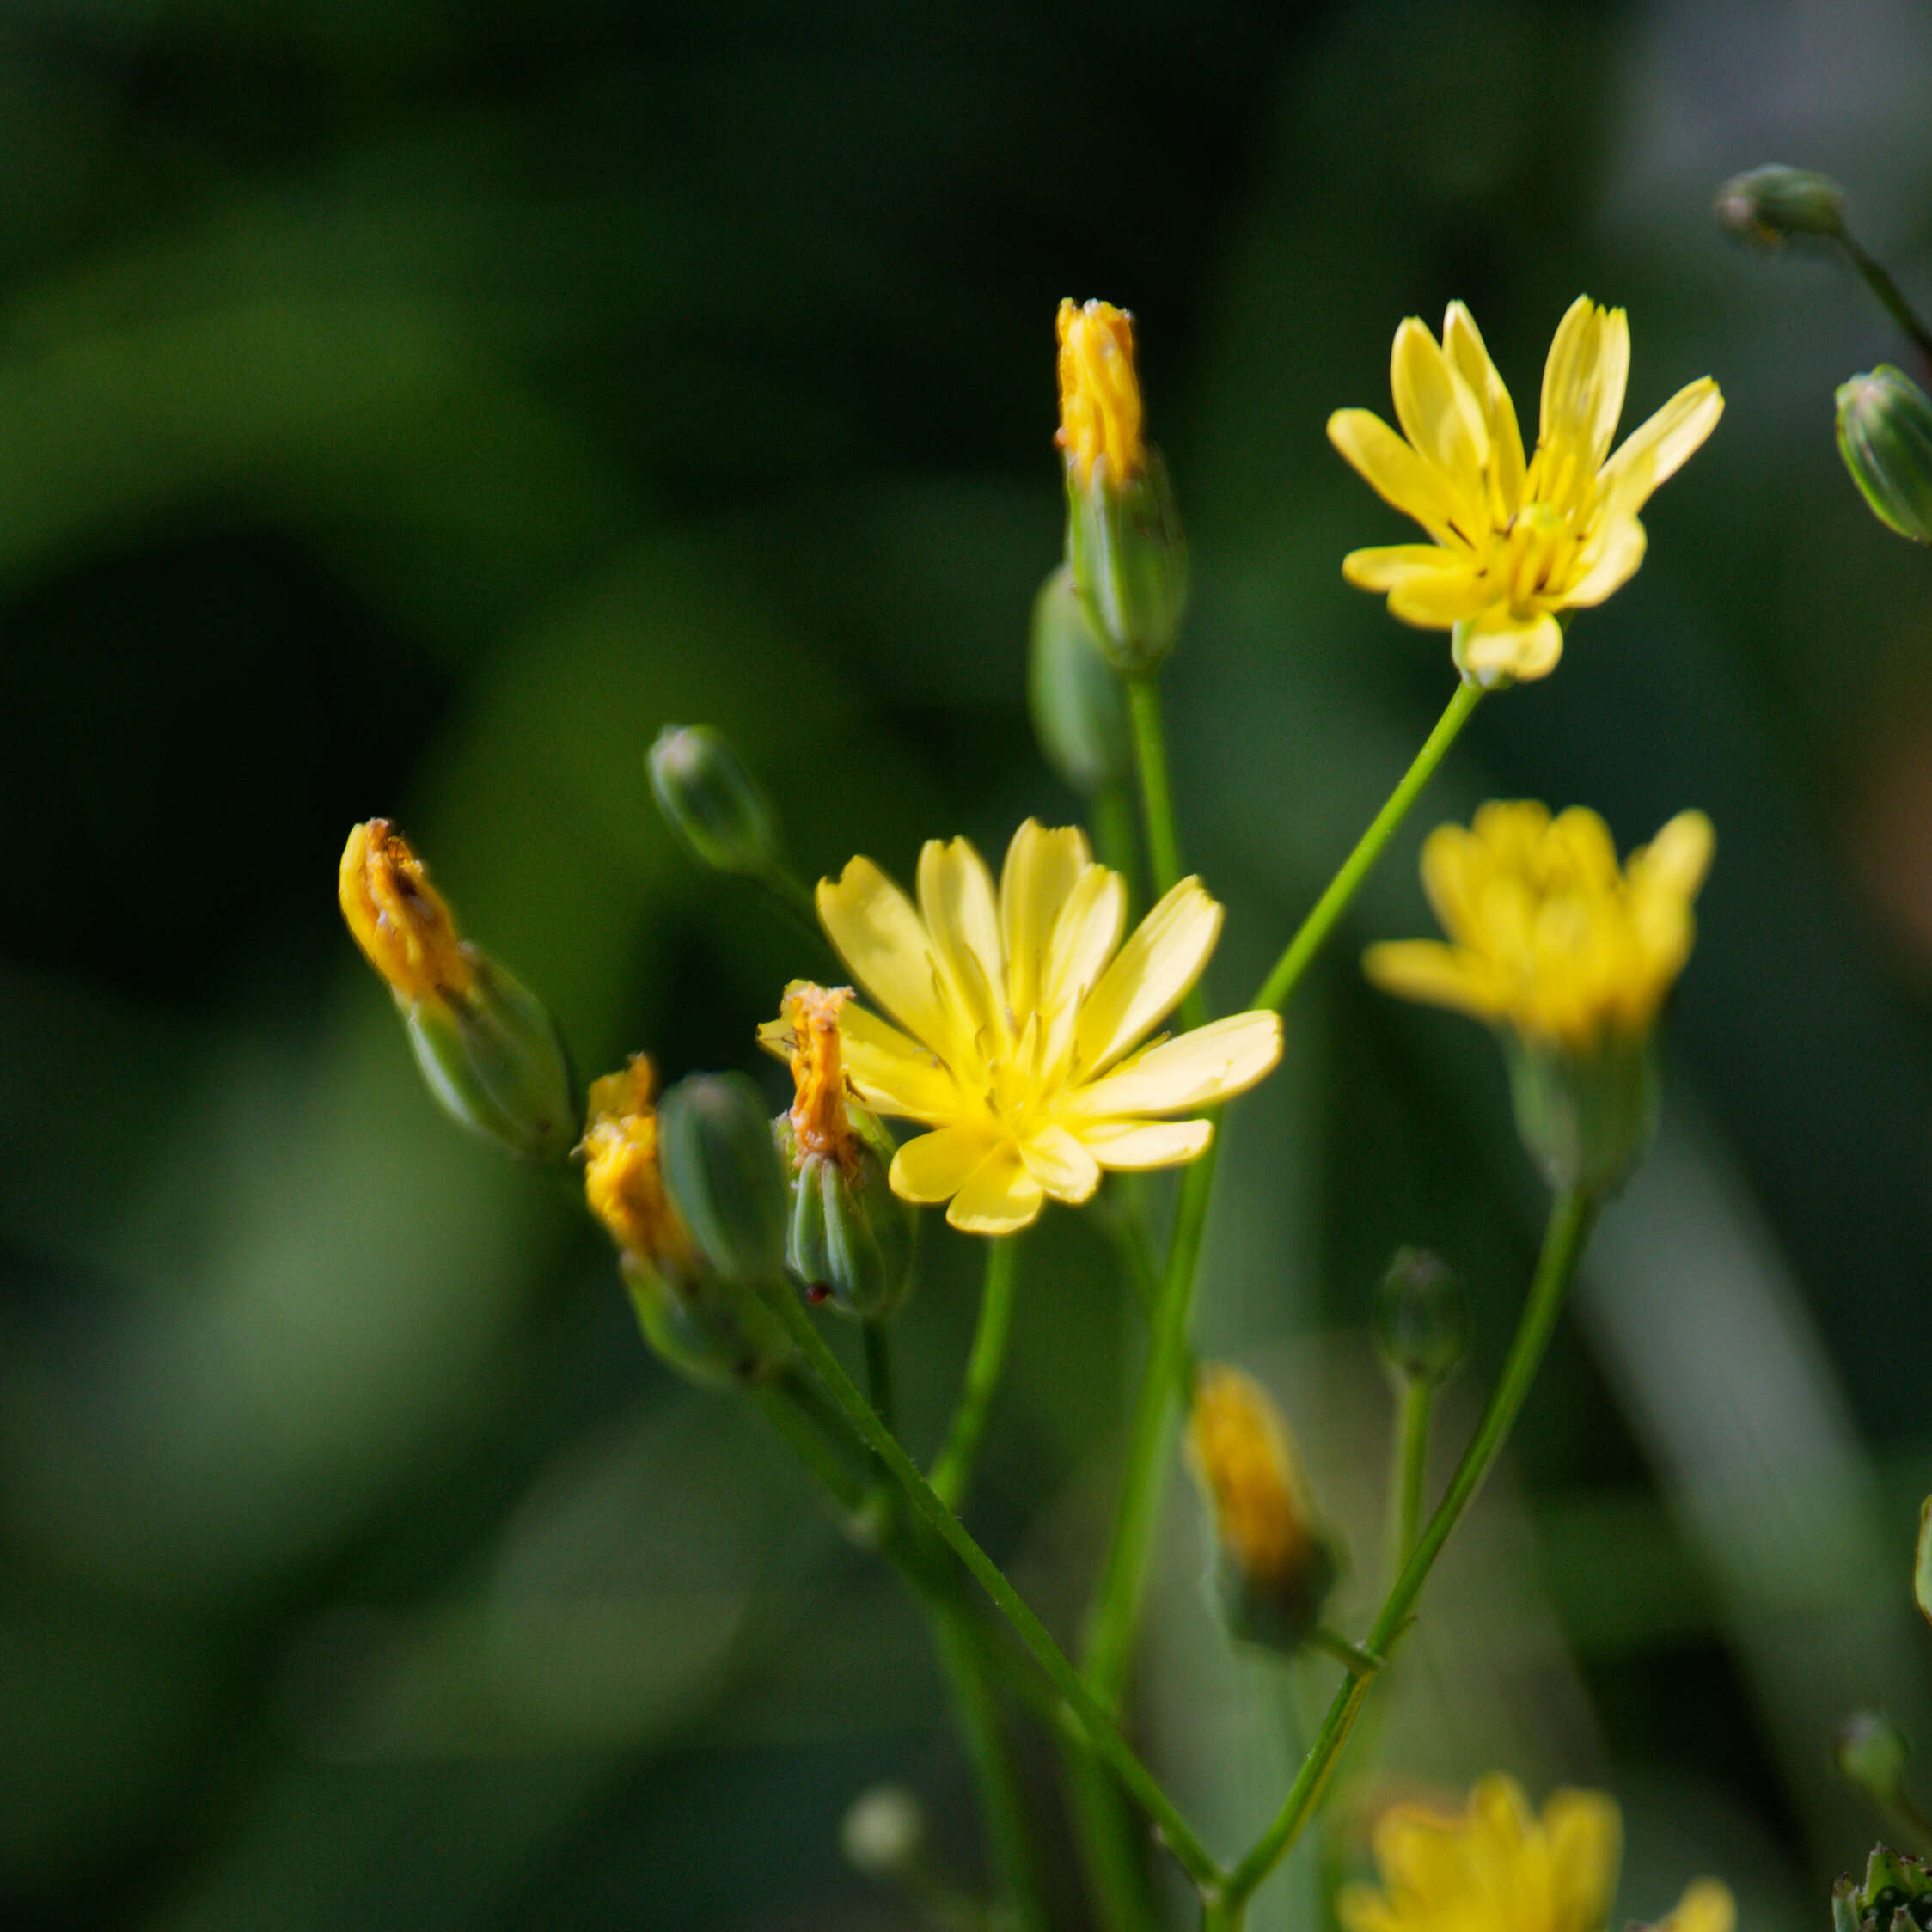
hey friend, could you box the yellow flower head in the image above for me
[1057,298,1145,486]
[1329,297,1723,685]
[792,818,1282,1235]
[1365,803,1714,1054]
[1341,1777,1733,1932]
[1187,1365,1313,1591]
[773,981,861,1177]
[339,818,474,1007]
[578,1055,694,1273]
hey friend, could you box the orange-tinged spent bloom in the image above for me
[339,819,474,1006]
[1330,297,1723,685]
[1365,803,1714,1054]
[1187,1366,1311,1589]
[578,1055,693,1272]
[1057,298,1145,486]
[1342,1777,1733,1932]
[775,982,860,1174]
[791,819,1281,1236]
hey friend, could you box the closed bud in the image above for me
[841,1786,926,1880]
[1187,1365,1339,1656]
[1715,164,1846,245]
[1837,366,1932,544]
[339,821,576,1162]
[1837,1713,1912,1811]
[648,724,784,877]
[1029,565,1133,796]
[579,1057,790,1386]
[657,1072,791,1287]
[1832,1847,1932,1932]
[1056,297,1188,674]
[1374,1248,1467,1388]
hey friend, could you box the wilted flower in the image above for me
[1330,297,1723,685]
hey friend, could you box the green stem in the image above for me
[1385,1380,1434,1587]
[1307,1628,1384,1680]
[1250,680,1483,1015]
[863,1318,897,1436]
[932,1602,1051,1932]
[1082,1142,1217,1701]
[1126,674,1185,897]
[1063,1745,1161,1932]
[1220,1187,1599,1912]
[762,1280,1226,1894]
[931,1237,1022,1511]
[1840,232,1932,370]
[1091,780,1143,917]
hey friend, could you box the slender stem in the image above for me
[1083,1142,1217,1700]
[932,1602,1052,1932]
[1220,1187,1599,1911]
[1126,674,1185,896]
[749,1376,869,1514]
[1091,780,1143,918]
[1385,1381,1434,1587]
[1840,233,1932,370]
[863,1318,897,1436]
[932,1237,1022,1511]
[1064,1746,1161,1932]
[1308,1628,1384,1679]
[1250,680,1483,1015]
[762,1280,1226,1894]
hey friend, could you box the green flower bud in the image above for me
[1837,366,1932,543]
[1714,164,1846,244]
[1503,1030,1660,1197]
[1832,1846,1932,1932]
[339,820,577,1162]
[648,724,784,877]
[1838,1713,1912,1811]
[622,1254,792,1390]
[657,1072,791,1287]
[1064,449,1189,676]
[1374,1248,1468,1388]
[781,1110,916,1321]
[1028,565,1133,796]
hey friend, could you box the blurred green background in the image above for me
[6,1,1932,1927]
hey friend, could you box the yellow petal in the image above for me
[1018,1122,1101,1203]
[1328,408,1467,545]
[1538,296,1599,451]
[1342,542,1471,590]
[1453,608,1563,683]
[917,834,1007,1046]
[1562,515,1647,607]
[818,856,968,1067]
[1633,809,1715,901]
[1599,376,1723,520]
[1074,877,1223,1073]
[1079,1118,1214,1168]
[1540,1788,1622,1932]
[1362,939,1509,1021]
[1069,1010,1281,1120]
[1385,562,1498,627]
[947,1143,1046,1234]
[1390,317,1489,525]
[1443,299,1526,511]
[840,1001,963,1120]
[1000,820,1091,1018]
[1041,862,1128,1014]
[890,1122,1000,1202]
[1655,1880,1736,1932]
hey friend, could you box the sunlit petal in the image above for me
[1068,1010,1282,1120]
[1000,820,1091,1018]
[946,1143,1046,1234]
[1017,1122,1101,1203]
[1079,1118,1214,1168]
[818,856,966,1064]
[1074,877,1222,1073]
[890,1122,1000,1202]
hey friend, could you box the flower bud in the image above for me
[1186,1364,1339,1655]
[579,1057,790,1386]
[339,821,577,1162]
[1837,1712,1912,1812]
[657,1072,791,1288]
[1056,298,1188,675]
[841,1786,926,1880]
[1832,1847,1932,1932]
[1714,164,1846,245]
[648,724,785,877]
[1374,1248,1468,1388]
[1837,366,1932,543]
[1028,565,1133,796]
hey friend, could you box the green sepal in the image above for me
[622,1256,791,1390]
[1502,1030,1660,1196]
[1837,367,1932,544]
[1211,1532,1342,1660]
[778,1112,915,1322]
[1064,449,1188,676]
[657,1073,791,1287]
[1028,564,1133,796]
[401,957,578,1163]
[1833,1847,1932,1932]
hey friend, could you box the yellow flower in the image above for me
[578,1055,694,1274]
[1342,1778,1733,1932]
[1329,297,1723,685]
[1057,298,1145,486]
[339,818,474,1007]
[1365,803,1714,1054]
[1187,1365,1314,1591]
[783,818,1282,1236]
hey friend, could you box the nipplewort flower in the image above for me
[767,819,1281,1235]
[1330,297,1723,685]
